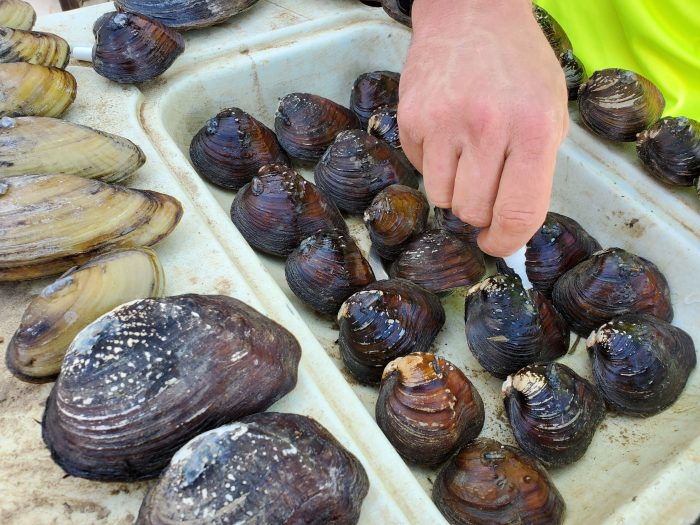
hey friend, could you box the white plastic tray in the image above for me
[0,2,698,524]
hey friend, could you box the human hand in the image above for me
[398,0,569,256]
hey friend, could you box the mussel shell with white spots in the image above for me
[42,295,301,481]
[135,412,369,525]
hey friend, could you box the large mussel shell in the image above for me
[503,362,605,467]
[338,278,445,384]
[390,229,485,295]
[533,5,572,56]
[525,211,601,298]
[0,0,35,31]
[433,438,565,525]
[42,295,301,481]
[367,104,400,149]
[275,93,360,163]
[230,164,348,257]
[114,0,260,30]
[587,314,696,416]
[350,70,400,129]
[552,247,673,336]
[315,129,417,214]
[0,174,182,281]
[0,116,146,182]
[0,63,76,117]
[0,28,69,68]
[6,248,164,383]
[433,207,482,252]
[578,68,665,142]
[376,353,484,467]
[636,116,700,186]
[559,49,587,101]
[465,274,569,379]
[381,0,411,27]
[364,184,429,260]
[285,230,375,316]
[136,413,369,525]
[189,107,289,190]
[93,11,185,84]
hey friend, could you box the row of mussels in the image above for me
[187,60,697,523]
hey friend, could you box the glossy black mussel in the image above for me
[559,49,587,100]
[503,362,605,467]
[315,129,417,213]
[433,438,565,525]
[230,164,348,257]
[190,107,289,190]
[433,207,482,252]
[275,93,360,163]
[465,274,570,379]
[364,184,429,260]
[636,116,700,186]
[338,279,445,384]
[350,70,400,128]
[381,0,411,27]
[285,230,375,316]
[367,104,400,149]
[136,413,369,525]
[390,229,485,295]
[42,295,301,481]
[376,353,484,467]
[533,5,572,56]
[587,314,696,416]
[552,247,673,336]
[93,11,185,84]
[525,211,601,298]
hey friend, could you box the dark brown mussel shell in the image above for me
[92,11,185,84]
[42,295,301,481]
[381,0,411,27]
[390,229,485,295]
[285,230,375,316]
[230,164,348,257]
[503,362,605,467]
[189,107,289,190]
[114,0,260,30]
[376,353,484,467]
[433,207,482,252]
[587,314,696,416]
[350,70,400,128]
[136,413,369,525]
[275,93,360,163]
[578,69,665,142]
[552,247,673,336]
[338,279,445,384]
[559,49,587,101]
[636,116,700,186]
[533,5,572,56]
[433,438,565,525]
[367,104,400,149]
[525,211,601,298]
[364,184,429,260]
[315,129,418,214]
[465,274,569,379]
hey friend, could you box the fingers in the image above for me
[420,139,459,208]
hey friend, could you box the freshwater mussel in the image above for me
[6,248,164,383]
[0,0,35,31]
[433,438,565,525]
[578,68,665,142]
[364,184,429,260]
[189,107,289,190]
[376,353,484,467]
[552,247,673,336]
[275,93,360,163]
[559,49,587,100]
[0,116,146,182]
[114,0,260,30]
[93,11,185,84]
[350,70,400,128]
[465,274,569,379]
[0,28,70,68]
[43,294,301,481]
[390,229,485,295]
[503,362,605,467]
[433,207,482,252]
[587,314,696,416]
[636,116,700,186]
[285,230,375,316]
[0,62,76,117]
[230,164,347,257]
[381,0,411,27]
[533,5,571,56]
[338,279,445,384]
[367,104,400,149]
[136,413,369,525]
[525,211,601,298]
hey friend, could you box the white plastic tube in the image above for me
[70,43,94,62]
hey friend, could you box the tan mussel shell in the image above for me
[6,248,165,383]
[0,62,76,117]
[0,27,70,68]
[0,174,183,281]
[0,0,36,31]
[0,116,146,182]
